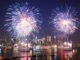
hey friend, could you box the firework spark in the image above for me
[52,7,77,34]
[5,2,40,38]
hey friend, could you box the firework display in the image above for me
[52,8,77,34]
[5,3,40,38]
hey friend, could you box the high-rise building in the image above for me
[54,35,57,43]
[47,36,51,42]
[42,37,45,42]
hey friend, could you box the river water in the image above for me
[0,47,80,60]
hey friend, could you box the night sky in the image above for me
[0,0,80,42]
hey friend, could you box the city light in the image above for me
[64,42,72,47]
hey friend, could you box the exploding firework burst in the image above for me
[5,2,40,38]
[52,7,78,35]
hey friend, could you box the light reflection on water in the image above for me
[0,47,79,60]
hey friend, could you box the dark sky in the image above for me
[0,0,80,42]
